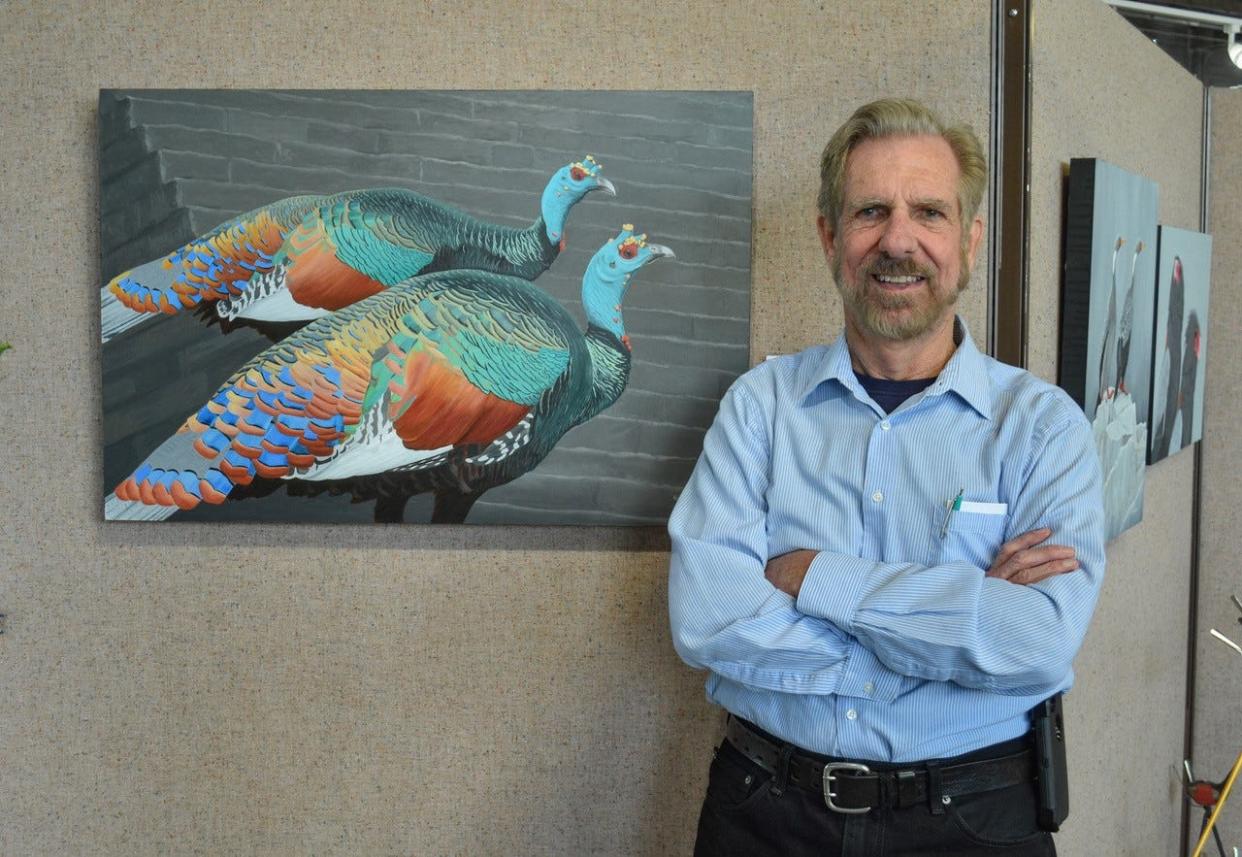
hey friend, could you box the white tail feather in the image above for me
[100,288,157,343]
[100,254,186,343]
[103,492,179,522]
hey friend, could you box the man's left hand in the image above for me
[764,549,819,597]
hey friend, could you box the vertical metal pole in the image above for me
[1180,82,1211,857]
[988,1,1003,354]
[991,0,1032,367]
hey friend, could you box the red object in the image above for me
[1189,781,1219,807]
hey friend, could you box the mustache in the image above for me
[861,256,935,280]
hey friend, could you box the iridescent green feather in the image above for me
[385,279,572,406]
[327,197,436,286]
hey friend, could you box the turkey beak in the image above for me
[593,176,617,197]
[645,244,675,261]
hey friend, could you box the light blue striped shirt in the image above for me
[668,320,1106,762]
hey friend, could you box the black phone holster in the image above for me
[1031,693,1070,831]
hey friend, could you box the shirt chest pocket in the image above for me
[931,507,1009,571]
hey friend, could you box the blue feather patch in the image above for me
[177,471,202,498]
[243,410,274,433]
[265,427,298,448]
[199,428,230,453]
[234,433,263,453]
[314,365,343,386]
[223,449,254,470]
[257,450,288,469]
[204,469,232,494]
[276,414,310,433]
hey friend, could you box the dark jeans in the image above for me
[694,739,1056,857]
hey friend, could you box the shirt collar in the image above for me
[798,316,993,420]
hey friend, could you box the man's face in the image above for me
[818,134,984,343]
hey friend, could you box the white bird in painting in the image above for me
[1096,237,1123,405]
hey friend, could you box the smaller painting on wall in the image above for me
[1148,226,1212,465]
[1059,158,1158,543]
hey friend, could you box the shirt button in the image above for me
[846,709,858,720]
[880,421,891,431]
[863,682,875,695]
[872,491,884,503]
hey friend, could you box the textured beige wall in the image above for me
[1194,86,1242,850]
[0,1,992,855]
[1028,1,1204,855]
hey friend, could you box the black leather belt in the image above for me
[725,716,1034,814]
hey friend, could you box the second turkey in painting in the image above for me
[100,90,753,525]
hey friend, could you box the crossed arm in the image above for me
[668,383,1107,699]
[765,526,1082,598]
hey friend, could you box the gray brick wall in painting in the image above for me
[100,89,752,525]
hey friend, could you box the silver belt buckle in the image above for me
[823,762,872,814]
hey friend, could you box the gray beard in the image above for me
[834,253,969,342]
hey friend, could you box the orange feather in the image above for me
[169,481,201,511]
[282,219,386,310]
[198,478,229,504]
[137,480,158,505]
[219,457,254,486]
[390,352,528,449]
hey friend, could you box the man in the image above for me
[667,98,1105,856]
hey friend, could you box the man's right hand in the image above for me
[987,527,1078,585]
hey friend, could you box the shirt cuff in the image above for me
[796,551,876,632]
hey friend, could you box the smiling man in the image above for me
[668,99,1106,856]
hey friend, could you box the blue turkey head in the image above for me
[582,225,674,346]
[541,155,617,246]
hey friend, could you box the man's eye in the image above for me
[922,208,946,220]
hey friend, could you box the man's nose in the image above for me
[877,211,917,257]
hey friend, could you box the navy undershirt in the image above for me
[856,373,937,414]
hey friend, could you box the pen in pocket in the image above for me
[940,487,964,539]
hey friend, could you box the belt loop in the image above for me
[895,769,919,809]
[769,743,795,796]
[927,761,946,815]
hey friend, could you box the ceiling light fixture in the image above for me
[1107,0,1242,70]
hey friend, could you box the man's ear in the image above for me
[966,215,984,270]
[817,214,837,265]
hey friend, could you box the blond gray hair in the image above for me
[817,98,986,231]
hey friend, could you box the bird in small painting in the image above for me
[104,226,673,524]
[100,156,616,342]
[1113,239,1142,396]
[1152,255,1185,460]
[1096,237,1122,405]
[1175,310,1201,450]
[1096,236,1143,404]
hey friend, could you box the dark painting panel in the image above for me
[1060,158,1157,542]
